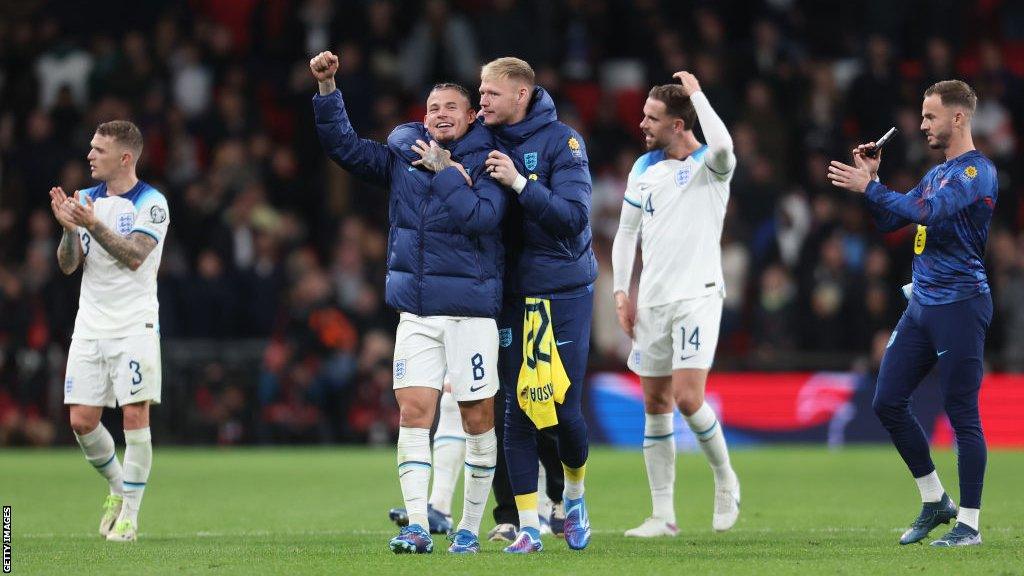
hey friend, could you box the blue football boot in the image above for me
[503,526,543,554]
[563,496,591,550]
[931,522,982,547]
[899,493,957,545]
[387,504,452,534]
[389,524,433,554]
[447,529,481,554]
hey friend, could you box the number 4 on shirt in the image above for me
[644,196,655,216]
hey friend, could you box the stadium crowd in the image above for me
[1,0,1022,445]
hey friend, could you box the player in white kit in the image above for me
[611,72,740,536]
[50,120,169,542]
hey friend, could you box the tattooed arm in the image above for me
[50,187,82,274]
[87,227,158,271]
[56,228,83,274]
[63,191,158,271]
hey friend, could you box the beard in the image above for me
[926,130,950,150]
[644,132,668,150]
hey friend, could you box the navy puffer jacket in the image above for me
[314,90,506,317]
[488,86,597,297]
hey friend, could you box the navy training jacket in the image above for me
[313,89,506,318]
[489,86,597,297]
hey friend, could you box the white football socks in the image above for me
[957,507,980,531]
[685,403,735,486]
[75,423,124,496]
[643,412,676,522]
[121,427,152,524]
[458,428,497,535]
[537,462,552,518]
[914,470,945,503]
[397,426,432,530]
[429,393,465,516]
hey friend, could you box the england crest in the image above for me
[675,166,692,187]
[394,359,407,380]
[499,327,513,348]
[117,213,135,236]
[524,152,538,171]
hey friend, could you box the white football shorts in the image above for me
[64,333,163,407]
[392,312,499,402]
[628,292,723,376]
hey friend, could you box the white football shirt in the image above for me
[73,181,169,339]
[621,146,732,307]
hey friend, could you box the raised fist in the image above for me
[309,51,339,83]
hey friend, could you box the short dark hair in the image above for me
[430,82,474,109]
[924,80,977,113]
[96,120,144,156]
[648,84,697,130]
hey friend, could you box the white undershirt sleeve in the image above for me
[611,198,642,295]
[690,91,735,176]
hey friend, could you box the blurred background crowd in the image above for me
[1,0,1022,446]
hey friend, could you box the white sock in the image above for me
[537,462,551,519]
[428,440,463,516]
[914,471,944,503]
[75,423,124,496]
[397,427,432,530]
[563,467,585,500]
[457,428,497,535]
[957,507,980,531]
[685,403,735,486]
[121,427,152,525]
[643,412,676,522]
[429,393,465,516]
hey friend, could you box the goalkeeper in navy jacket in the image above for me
[311,51,506,555]
[478,57,597,554]
[829,80,996,548]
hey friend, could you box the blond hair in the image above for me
[481,57,535,87]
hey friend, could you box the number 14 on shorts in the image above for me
[680,326,700,360]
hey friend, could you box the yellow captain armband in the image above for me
[914,225,927,255]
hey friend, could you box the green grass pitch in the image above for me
[2,446,1022,575]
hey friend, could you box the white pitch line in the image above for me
[17,526,1018,540]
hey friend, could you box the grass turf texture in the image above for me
[2,446,1022,575]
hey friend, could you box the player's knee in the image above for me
[644,395,673,414]
[398,403,432,428]
[871,391,904,422]
[459,399,495,435]
[676,390,705,417]
[943,399,980,429]
[121,402,150,429]
[69,411,99,436]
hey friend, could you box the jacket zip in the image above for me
[417,183,427,315]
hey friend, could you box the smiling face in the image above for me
[639,97,683,151]
[87,133,132,181]
[424,87,475,143]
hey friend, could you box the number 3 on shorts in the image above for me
[129,360,143,384]
[471,353,485,381]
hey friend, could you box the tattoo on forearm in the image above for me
[57,229,81,273]
[87,223,158,269]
